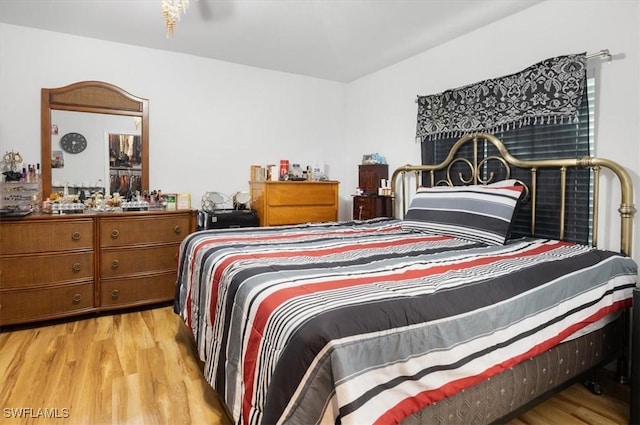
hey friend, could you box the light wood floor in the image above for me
[0,306,631,425]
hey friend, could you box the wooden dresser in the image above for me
[0,215,95,325]
[249,181,339,226]
[0,210,195,326]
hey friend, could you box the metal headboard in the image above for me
[390,133,636,257]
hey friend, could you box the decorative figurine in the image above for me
[2,150,23,181]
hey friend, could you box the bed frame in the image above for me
[389,133,638,424]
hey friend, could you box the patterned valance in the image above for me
[416,53,587,142]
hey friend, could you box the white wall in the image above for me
[0,23,348,213]
[346,0,640,264]
[1,1,639,262]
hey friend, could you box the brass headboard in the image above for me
[390,133,636,256]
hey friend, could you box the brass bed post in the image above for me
[472,138,479,185]
[531,168,537,236]
[400,170,406,217]
[592,166,600,248]
[559,167,567,241]
[580,156,636,257]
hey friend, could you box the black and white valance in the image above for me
[416,53,587,142]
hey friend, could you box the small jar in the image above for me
[291,163,302,179]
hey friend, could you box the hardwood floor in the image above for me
[506,377,630,425]
[0,305,231,425]
[0,306,631,425]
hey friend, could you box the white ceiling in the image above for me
[0,0,542,82]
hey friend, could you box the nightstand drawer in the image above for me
[353,195,392,220]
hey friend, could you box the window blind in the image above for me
[421,76,594,244]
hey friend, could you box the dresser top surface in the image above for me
[0,209,195,223]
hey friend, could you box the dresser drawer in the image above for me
[0,219,93,254]
[99,214,190,247]
[100,273,176,308]
[0,283,94,326]
[268,183,337,206]
[0,252,94,288]
[268,206,337,225]
[100,244,179,277]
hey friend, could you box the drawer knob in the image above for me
[111,229,120,239]
[174,225,182,234]
[72,263,81,272]
[111,289,120,298]
[111,260,120,269]
[72,293,81,303]
[72,232,81,241]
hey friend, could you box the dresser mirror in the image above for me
[41,81,149,200]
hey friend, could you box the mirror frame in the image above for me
[41,81,149,200]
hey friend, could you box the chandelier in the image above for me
[162,0,189,38]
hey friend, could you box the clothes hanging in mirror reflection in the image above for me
[109,133,143,168]
[110,169,142,197]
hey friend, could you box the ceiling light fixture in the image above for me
[162,0,189,38]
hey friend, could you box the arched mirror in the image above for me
[41,81,149,200]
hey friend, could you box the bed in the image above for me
[175,133,638,425]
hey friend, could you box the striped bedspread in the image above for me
[174,218,637,425]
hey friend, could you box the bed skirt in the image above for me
[401,317,624,425]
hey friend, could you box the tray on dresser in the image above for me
[0,209,32,217]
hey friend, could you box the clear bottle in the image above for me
[291,164,302,179]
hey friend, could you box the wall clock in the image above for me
[60,132,87,154]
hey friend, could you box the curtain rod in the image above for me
[415,50,612,103]
[586,49,611,60]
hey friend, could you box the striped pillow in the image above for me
[401,185,524,245]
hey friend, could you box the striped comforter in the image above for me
[174,218,637,425]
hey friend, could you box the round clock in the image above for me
[60,132,87,154]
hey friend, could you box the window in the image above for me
[421,74,595,244]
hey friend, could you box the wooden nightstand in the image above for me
[354,163,391,220]
[353,195,393,220]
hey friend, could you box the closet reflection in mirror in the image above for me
[108,133,142,196]
[50,110,141,196]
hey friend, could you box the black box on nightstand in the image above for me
[197,209,259,230]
